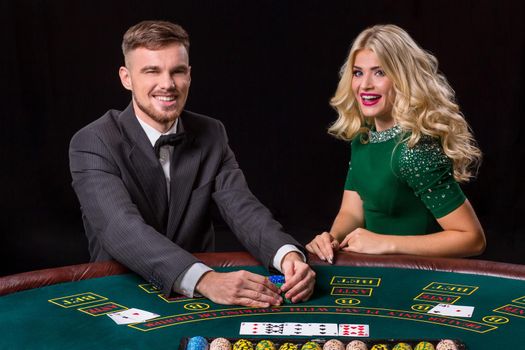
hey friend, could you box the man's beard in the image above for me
[134,93,181,126]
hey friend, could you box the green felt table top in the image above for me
[1,265,524,349]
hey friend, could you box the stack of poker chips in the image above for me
[185,337,463,350]
[268,275,291,303]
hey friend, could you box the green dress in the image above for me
[344,125,466,235]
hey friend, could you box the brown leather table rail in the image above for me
[1,251,524,296]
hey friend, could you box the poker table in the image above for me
[1,252,525,349]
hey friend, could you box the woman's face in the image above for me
[351,49,396,130]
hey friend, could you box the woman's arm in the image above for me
[306,190,364,262]
[340,199,486,257]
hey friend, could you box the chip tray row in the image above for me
[179,336,466,350]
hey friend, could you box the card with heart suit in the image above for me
[338,324,370,337]
[428,303,474,318]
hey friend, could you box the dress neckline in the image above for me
[369,124,402,143]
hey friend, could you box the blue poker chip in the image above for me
[187,336,209,350]
[268,275,285,284]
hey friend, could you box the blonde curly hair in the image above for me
[329,24,481,182]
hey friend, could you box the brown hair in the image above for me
[122,20,190,57]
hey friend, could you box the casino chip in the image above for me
[392,343,412,350]
[187,336,209,350]
[301,341,322,350]
[323,339,344,350]
[256,340,276,350]
[268,275,291,303]
[414,342,435,350]
[279,343,299,350]
[435,340,458,350]
[370,345,388,350]
[210,338,232,350]
[346,340,367,350]
[268,275,285,284]
[234,339,254,350]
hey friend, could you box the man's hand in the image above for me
[195,270,282,307]
[280,252,316,303]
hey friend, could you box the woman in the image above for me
[306,25,486,263]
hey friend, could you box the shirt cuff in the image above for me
[272,244,306,273]
[173,263,213,297]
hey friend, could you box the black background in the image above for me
[1,0,524,276]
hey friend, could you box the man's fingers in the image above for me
[288,284,314,303]
[199,270,284,307]
[285,275,315,302]
[281,263,316,303]
[241,272,282,301]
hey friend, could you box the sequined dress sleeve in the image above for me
[344,126,466,235]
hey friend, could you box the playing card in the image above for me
[283,322,312,336]
[338,324,369,337]
[428,303,474,318]
[239,322,284,335]
[308,323,338,336]
[107,312,138,325]
[107,308,160,325]
[118,308,160,321]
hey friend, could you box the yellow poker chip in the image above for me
[370,345,389,350]
[256,340,276,350]
[233,339,254,350]
[279,343,299,350]
[301,342,322,350]
[414,342,435,350]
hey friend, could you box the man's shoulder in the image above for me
[180,110,227,137]
[77,109,122,132]
[181,110,223,127]
[70,109,120,141]
[69,108,127,152]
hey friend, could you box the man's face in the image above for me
[119,43,191,132]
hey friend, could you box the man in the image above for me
[69,20,315,307]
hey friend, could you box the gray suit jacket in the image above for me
[69,103,301,294]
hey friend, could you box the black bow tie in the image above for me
[153,132,186,158]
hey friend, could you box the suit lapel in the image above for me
[166,115,202,240]
[119,104,169,233]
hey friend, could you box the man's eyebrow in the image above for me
[140,65,160,72]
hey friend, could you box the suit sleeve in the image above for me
[211,122,304,269]
[69,128,200,295]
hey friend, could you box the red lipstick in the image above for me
[360,93,381,106]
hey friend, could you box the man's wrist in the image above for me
[173,263,213,297]
[282,251,304,262]
[195,270,215,296]
[273,245,305,273]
